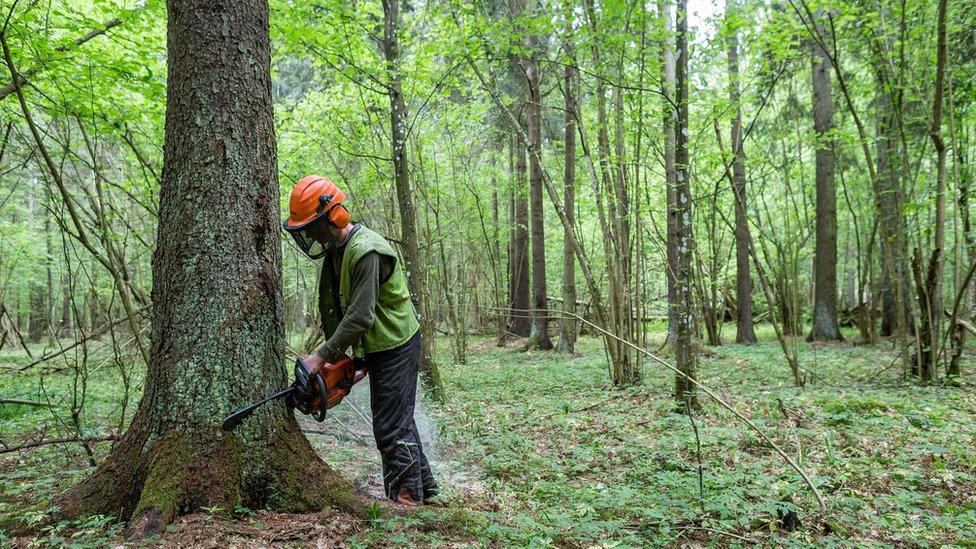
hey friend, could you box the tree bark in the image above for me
[382,0,445,400]
[673,0,698,408]
[510,127,532,337]
[556,38,577,355]
[807,10,843,342]
[875,82,913,340]
[726,0,757,344]
[524,8,552,351]
[920,0,948,380]
[659,0,679,350]
[52,0,363,535]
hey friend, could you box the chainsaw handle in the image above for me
[311,368,329,423]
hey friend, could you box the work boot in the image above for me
[396,487,419,507]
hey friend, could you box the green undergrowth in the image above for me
[3,327,976,546]
[416,326,976,547]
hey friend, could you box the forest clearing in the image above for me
[1,0,975,546]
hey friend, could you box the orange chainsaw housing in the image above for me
[308,356,369,412]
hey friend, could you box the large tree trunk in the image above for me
[556,38,577,355]
[673,0,698,408]
[807,11,843,342]
[382,0,445,400]
[54,0,362,535]
[727,0,757,344]
[524,12,552,351]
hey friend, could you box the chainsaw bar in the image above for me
[221,386,296,432]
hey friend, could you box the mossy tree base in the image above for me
[55,414,367,538]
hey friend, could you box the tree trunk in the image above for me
[556,39,577,355]
[54,0,362,536]
[382,0,445,400]
[524,13,552,351]
[59,273,72,337]
[492,155,506,344]
[659,0,678,350]
[727,0,757,344]
[26,186,45,342]
[807,11,843,342]
[875,85,913,340]
[510,127,532,337]
[673,0,698,408]
[919,0,948,380]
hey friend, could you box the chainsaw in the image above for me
[221,356,368,432]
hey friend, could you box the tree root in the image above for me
[50,416,371,540]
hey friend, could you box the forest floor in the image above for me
[1,324,975,547]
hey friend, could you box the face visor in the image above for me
[284,216,337,259]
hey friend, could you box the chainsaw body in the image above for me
[221,356,368,432]
[288,356,369,419]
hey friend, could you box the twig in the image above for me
[538,392,636,420]
[0,302,32,357]
[344,399,374,430]
[18,306,148,372]
[676,525,759,544]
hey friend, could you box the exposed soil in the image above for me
[144,510,366,548]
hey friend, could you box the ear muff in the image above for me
[328,205,350,229]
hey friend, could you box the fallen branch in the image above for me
[952,315,976,338]
[0,434,119,454]
[0,398,55,407]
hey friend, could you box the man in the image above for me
[282,175,438,506]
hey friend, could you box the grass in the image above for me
[2,325,975,546]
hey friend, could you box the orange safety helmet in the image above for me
[282,175,351,258]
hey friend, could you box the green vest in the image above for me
[318,225,419,356]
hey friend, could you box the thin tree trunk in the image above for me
[382,0,445,399]
[659,0,679,351]
[727,0,757,344]
[673,0,698,408]
[556,38,577,354]
[807,10,843,342]
[524,8,552,351]
[510,126,532,337]
[922,0,948,379]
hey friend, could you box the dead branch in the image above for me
[0,398,55,407]
[0,434,119,454]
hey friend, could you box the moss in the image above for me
[264,428,364,516]
[132,431,194,522]
[129,430,244,536]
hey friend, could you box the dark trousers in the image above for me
[366,330,437,502]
